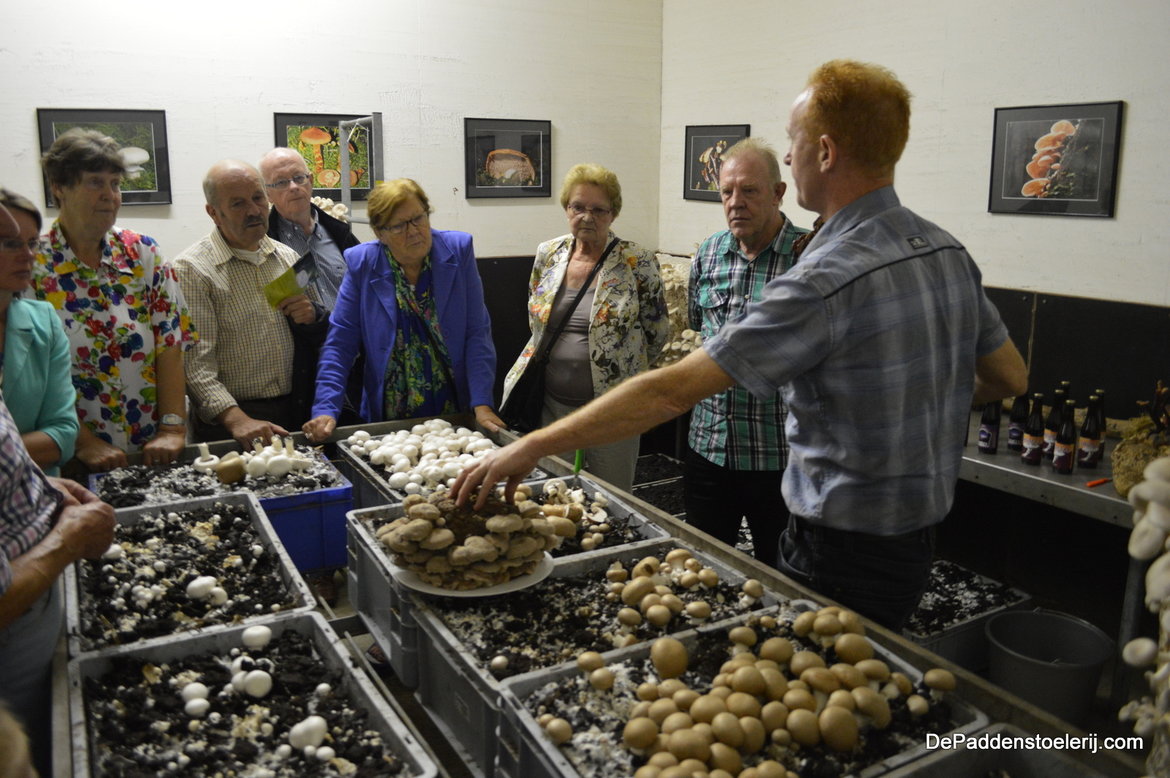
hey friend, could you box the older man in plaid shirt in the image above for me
[685,138,809,567]
[175,160,327,447]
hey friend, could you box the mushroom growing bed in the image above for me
[421,543,772,681]
[67,494,312,655]
[92,446,343,508]
[73,613,432,777]
[904,559,1031,671]
[499,608,985,778]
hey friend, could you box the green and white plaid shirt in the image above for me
[687,215,809,470]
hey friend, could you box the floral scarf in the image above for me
[382,247,457,419]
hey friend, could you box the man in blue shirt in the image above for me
[686,138,808,566]
[454,60,1027,631]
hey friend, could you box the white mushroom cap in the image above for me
[119,146,150,166]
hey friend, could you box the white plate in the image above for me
[388,553,555,598]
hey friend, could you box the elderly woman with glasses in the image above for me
[32,129,196,471]
[303,179,502,441]
[500,163,669,491]
[0,190,78,475]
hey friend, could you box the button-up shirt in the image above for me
[0,399,61,596]
[687,215,808,470]
[706,187,1010,534]
[270,213,347,311]
[173,230,300,422]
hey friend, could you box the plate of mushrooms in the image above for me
[387,552,555,598]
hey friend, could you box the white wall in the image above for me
[659,0,1170,307]
[5,1,1168,308]
[0,0,663,258]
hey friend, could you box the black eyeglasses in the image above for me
[0,238,38,253]
[567,203,612,218]
[382,212,430,235]
[265,173,312,190]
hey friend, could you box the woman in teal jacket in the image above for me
[0,190,78,475]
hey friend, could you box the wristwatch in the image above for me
[160,413,186,427]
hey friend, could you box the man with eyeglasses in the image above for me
[260,148,363,427]
[260,148,358,310]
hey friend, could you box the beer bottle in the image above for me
[1043,388,1066,459]
[1095,388,1107,459]
[978,401,1001,454]
[1006,394,1029,451]
[1052,398,1077,474]
[1077,394,1103,469]
[1021,393,1046,465]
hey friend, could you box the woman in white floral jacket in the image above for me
[501,164,669,490]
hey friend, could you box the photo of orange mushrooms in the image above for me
[278,115,371,191]
[1017,117,1105,200]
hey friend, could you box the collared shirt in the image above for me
[706,186,1009,534]
[173,230,300,422]
[0,399,61,596]
[270,211,347,311]
[32,222,197,452]
[687,215,808,470]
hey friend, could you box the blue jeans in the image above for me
[683,446,784,568]
[777,514,934,631]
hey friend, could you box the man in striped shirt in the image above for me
[685,139,808,567]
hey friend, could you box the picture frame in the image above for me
[273,112,381,200]
[463,118,552,199]
[988,101,1123,217]
[684,124,750,201]
[37,108,171,206]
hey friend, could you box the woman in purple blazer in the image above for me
[302,179,503,441]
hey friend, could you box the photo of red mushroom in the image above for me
[274,113,376,197]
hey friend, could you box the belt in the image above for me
[789,514,931,543]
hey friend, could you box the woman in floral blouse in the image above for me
[33,128,196,471]
[501,164,669,491]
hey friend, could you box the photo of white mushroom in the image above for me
[44,116,162,195]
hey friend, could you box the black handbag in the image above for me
[501,238,619,433]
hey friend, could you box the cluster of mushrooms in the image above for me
[345,420,497,496]
[600,549,764,647]
[524,478,615,551]
[376,488,560,590]
[1120,457,1170,772]
[652,261,703,368]
[191,438,317,483]
[168,626,343,766]
[535,607,957,778]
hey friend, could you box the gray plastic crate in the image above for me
[345,477,672,688]
[64,492,314,658]
[905,560,1033,672]
[410,539,782,778]
[347,504,421,688]
[882,721,1108,776]
[496,611,989,778]
[69,611,437,778]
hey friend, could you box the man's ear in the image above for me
[818,135,837,172]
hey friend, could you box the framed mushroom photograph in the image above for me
[463,118,552,199]
[273,112,381,200]
[684,124,750,202]
[988,101,1124,217]
[36,108,171,206]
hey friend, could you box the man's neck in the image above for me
[737,214,785,260]
[286,205,315,236]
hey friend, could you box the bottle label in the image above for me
[1053,441,1075,473]
[1042,429,1057,456]
[1007,422,1025,451]
[1077,437,1102,468]
[978,425,998,453]
[1021,433,1044,464]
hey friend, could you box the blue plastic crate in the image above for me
[90,455,353,573]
